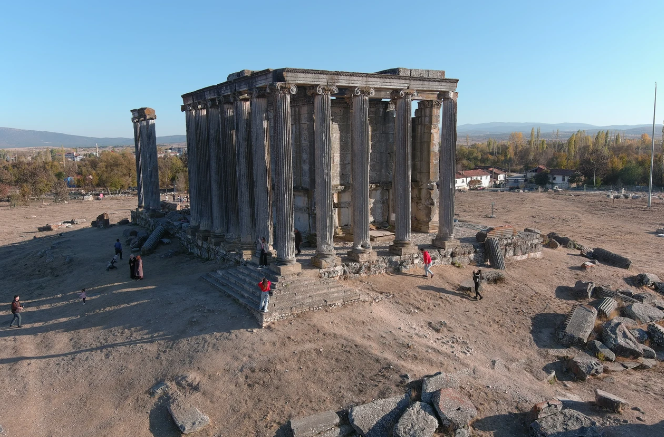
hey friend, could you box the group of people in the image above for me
[420,248,484,300]
[113,238,143,279]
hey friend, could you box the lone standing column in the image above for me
[235,93,255,258]
[389,90,418,256]
[184,104,199,231]
[433,91,458,249]
[195,103,212,235]
[131,111,143,209]
[348,88,377,262]
[311,85,340,268]
[131,107,160,211]
[207,98,224,241]
[251,88,272,258]
[269,83,301,275]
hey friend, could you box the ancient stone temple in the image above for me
[181,68,459,275]
[131,107,161,211]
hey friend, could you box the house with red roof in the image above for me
[455,169,492,190]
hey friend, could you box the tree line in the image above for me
[0,148,188,204]
[457,127,664,187]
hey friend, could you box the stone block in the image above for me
[530,409,602,437]
[602,362,626,373]
[647,322,664,346]
[290,410,340,437]
[574,281,595,300]
[587,340,616,362]
[312,254,340,269]
[568,353,603,380]
[597,297,617,318]
[629,328,649,343]
[432,237,459,250]
[421,372,459,404]
[349,395,410,437]
[269,262,302,276]
[635,273,660,287]
[602,318,643,358]
[432,388,477,432]
[592,247,632,269]
[595,389,628,412]
[389,243,419,256]
[558,305,597,347]
[393,402,439,437]
[624,303,664,323]
[347,249,377,262]
[637,358,657,369]
[167,393,210,434]
[642,346,656,359]
[531,399,563,420]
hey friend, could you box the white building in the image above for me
[455,169,492,190]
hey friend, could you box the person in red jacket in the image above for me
[420,248,434,279]
[9,295,23,328]
[258,277,272,313]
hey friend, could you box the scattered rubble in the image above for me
[587,340,616,362]
[349,395,409,437]
[595,389,628,413]
[602,317,643,358]
[432,388,477,433]
[574,281,595,300]
[568,353,603,380]
[635,273,660,288]
[624,302,664,323]
[592,247,632,269]
[289,410,345,437]
[393,402,439,437]
[421,372,459,404]
[530,409,603,437]
[167,391,210,434]
[558,305,597,346]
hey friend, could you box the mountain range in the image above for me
[1,122,662,149]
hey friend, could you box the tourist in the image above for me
[420,248,433,278]
[257,237,268,269]
[114,239,123,260]
[294,229,302,255]
[258,277,272,313]
[134,255,144,280]
[472,269,483,300]
[129,254,136,279]
[9,295,23,328]
[79,288,87,305]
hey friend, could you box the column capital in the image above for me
[419,100,442,108]
[353,87,375,97]
[268,82,297,95]
[206,98,220,108]
[438,91,458,101]
[307,85,339,96]
[233,91,252,101]
[390,89,417,100]
[130,107,156,122]
[251,86,269,99]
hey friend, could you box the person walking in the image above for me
[79,288,87,304]
[114,239,123,260]
[134,255,144,280]
[258,237,268,269]
[129,254,136,279]
[258,277,272,313]
[472,269,483,300]
[420,248,434,278]
[294,229,302,255]
[9,295,23,328]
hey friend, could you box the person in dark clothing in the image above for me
[294,229,302,255]
[258,237,268,269]
[129,254,136,279]
[472,269,483,300]
[9,295,23,328]
[114,239,123,260]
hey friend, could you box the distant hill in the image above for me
[457,122,663,142]
[0,127,186,149]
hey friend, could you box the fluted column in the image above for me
[184,105,199,230]
[269,83,301,275]
[311,85,340,268]
[412,100,441,232]
[195,104,211,233]
[348,88,377,262]
[433,91,458,248]
[131,107,159,211]
[131,115,143,209]
[251,88,272,255]
[222,101,239,243]
[235,93,254,257]
[389,90,418,256]
[207,99,224,239]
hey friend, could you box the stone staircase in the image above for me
[201,265,361,326]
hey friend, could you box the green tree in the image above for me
[534,170,550,187]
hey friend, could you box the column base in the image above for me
[196,230,211,244]
[389,241,419,256]
[347,249,377,262]
[312,253,340,268]
[269,262,302,276]
[432,235,458,250]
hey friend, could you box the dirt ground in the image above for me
[1,192,663,437]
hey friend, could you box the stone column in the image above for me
[251,88,272,258]
[311,85,340,268]
[184,104,199,231]
[234,93,255,258]
[221,100,239,243]
[433,91,458,248]
[131,112,143,209]
[195,104,212,234]
[131,107,159,211]
[269,83,301,275]
[412,100,441,233]
[389,90,418,256]
[348,88,377,262]
[207,99,224,242]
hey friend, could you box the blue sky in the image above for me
[1,0,662,137]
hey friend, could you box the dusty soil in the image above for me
[1,192,663,437]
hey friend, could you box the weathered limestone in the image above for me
[349,395,410,437]
[251,89,272,253]
[167,391,210,434]
[602,317,643,358]
[393,402,439,437]
[432,388,477,432]
[421,372,459,404]
[595,389,629,413]
[234,93,254,257]
[624,302,664,323]
[587,340,616,362]
[289,410,340,437]
[390,90,418,256]
[412,100,441,233]
[558,305,597,346]
[131,107,160,211]
[207,99,224,239]
[598,297,618,318]
[312,85,340,268]
[530,409,602,437]
[568,352,603,380]
[270,83,301,275]
[184,106,199,230]
[195,105,211,233]
[348,87,377,262]
[222,102,239,242]
[433,91,458,249]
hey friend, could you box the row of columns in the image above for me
[183,85,458,274]
[131,107,160,211]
